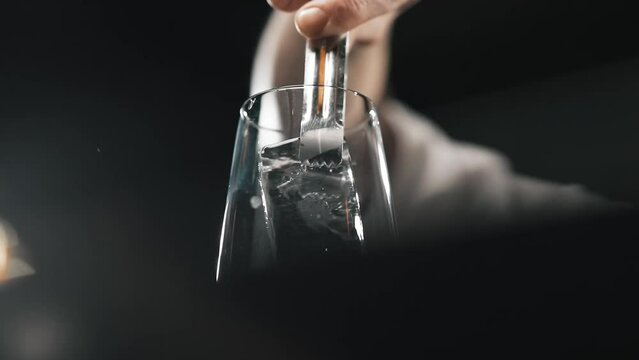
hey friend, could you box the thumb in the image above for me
[295,0,418,38]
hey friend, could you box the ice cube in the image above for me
[258,137,364,265]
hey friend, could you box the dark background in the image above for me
[1,0,638,358]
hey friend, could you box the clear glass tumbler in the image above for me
[216,85,396,282]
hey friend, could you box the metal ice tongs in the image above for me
[299,35,349,161]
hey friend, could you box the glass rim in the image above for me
[240,84,376,133]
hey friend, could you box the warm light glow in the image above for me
[0,227,8,281]
[0,220,35,283]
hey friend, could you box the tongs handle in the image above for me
[304,36,348,92]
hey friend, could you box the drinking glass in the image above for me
[216,85,396,282]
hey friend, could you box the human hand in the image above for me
[267,0,418,43]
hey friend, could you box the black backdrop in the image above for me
[1,1,638,358]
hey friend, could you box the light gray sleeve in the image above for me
[379,99,619,241]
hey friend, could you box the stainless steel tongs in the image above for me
[299,35,349,161]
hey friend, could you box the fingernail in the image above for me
[296,7,329,37]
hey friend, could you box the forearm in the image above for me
[250,12,305,95]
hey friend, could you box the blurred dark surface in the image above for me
[1,0,638,358]
[223,210,639,357]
